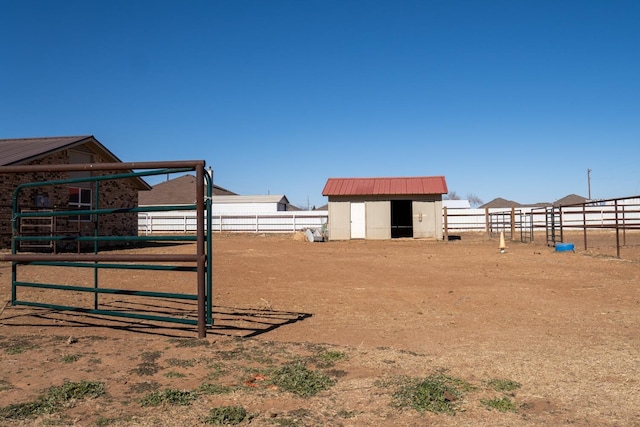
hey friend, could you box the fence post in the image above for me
[615,200,620,258]
[484,207,489,236]
[582,203,588,250]
[443,206,449,241]
[196,164,206,338]
[510,207,516,240]
[622,205,626,246]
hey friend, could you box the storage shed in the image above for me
[322,176,448,240]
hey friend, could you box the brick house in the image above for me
[0,135,151,250]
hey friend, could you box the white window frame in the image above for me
[69,187,93,222]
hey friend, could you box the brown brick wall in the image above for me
[0,150,140,251]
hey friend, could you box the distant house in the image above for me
[442,199,471,209]
[210,195,290,214]
[322,176,448,240]
[138,174,236,206]
[0,135,151,250]
[138,175,291,214]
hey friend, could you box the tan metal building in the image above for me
[322,176,448,240]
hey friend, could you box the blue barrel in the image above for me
[555,243,575,252]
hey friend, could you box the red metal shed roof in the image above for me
[322,176,448,196]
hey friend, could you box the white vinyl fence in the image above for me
[138,198,640,235]
[138,210,328,234]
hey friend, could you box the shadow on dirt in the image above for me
[210,305,312,338]
[0,300,312,339]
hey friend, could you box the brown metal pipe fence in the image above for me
[443,196,640,259]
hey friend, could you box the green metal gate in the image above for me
[0,161,213,338]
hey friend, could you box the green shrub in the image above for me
[270,361,336,397]
[204,405,247,425]
[391,374,471,415]
[481,397,518,412]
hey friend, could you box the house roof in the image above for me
[138,174,236,205]
[553,194,587,206]
[322,176,448,196]
[479,197,522,208]
[480,194,588,209]
[2,135,113,166]
[0,135,151,191]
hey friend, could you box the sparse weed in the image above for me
[164,371,185,378]
[139,389,197,407]
[269,361,336,397]
[314,350,347,368]
[128,381,160,394]
[198,382,233,395]
[168,338,210,348]
[132,351,162,376]
[0,380,104,419]
[1,337,38,355]
[95,416,119,426]
[140,351,162,363]
[61,354,81,363]
[167,358,196,368]
[272,419,299,427]
[391,374,471,415]
[481,397,518,412]
[487,378,521,392]
[204,405,248,425]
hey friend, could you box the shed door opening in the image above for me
[391,200,413,238]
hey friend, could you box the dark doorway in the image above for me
[391,200,413,238]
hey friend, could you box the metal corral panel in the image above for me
[366,201,391,239]
[327,201,351,240]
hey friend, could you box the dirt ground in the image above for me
[0,231,639,426]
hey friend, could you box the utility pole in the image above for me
[587,168,592,200]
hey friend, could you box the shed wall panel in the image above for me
[412,200,443,239]
[366,201,390,239]
[328,201,351,240]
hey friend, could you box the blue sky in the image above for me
[1,1,639,208]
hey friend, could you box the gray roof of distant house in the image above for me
[553,194,587,206]
[138,174,237,205]
[480,197,522,208]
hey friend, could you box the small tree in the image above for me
[466,193,483,208]
[444,191,460,200]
